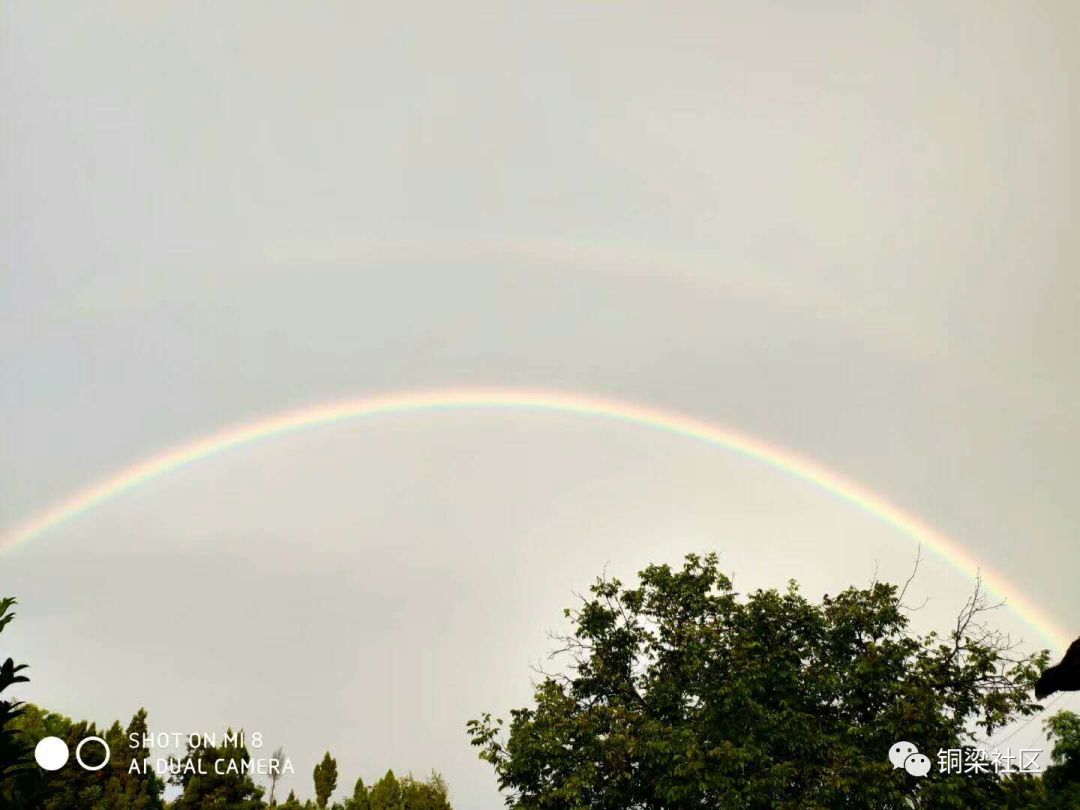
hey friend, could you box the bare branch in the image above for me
[896,545,922,606]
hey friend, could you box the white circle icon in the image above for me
[34,736,69,771]
[75,736,111,771]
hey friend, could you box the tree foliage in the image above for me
[341,776,370,810]
[313,751,338,807]
[0,597,32,806]
[356,768,453,810]
[278,788,306,809]
[9,703,165,810]
[168,729,265,810]
[469,553,1056,809]
[397,771,453,810]
[1037,710,1080,807]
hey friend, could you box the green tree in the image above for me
[0,597,31,803]
[342,770,451,810]
[1039,709,1080,806]
[1043,711,1080,786]
[341,776,370,810]
[469,553,1048,809]
[997,772,1049,809]
[93,708,165,810]
[399,771,452,810]
[996,709,1080,808]
[10,704,164,810]
[169,728,265,810]
[368,769,403,810]
[313,751,339,807]
[6,703,80,809]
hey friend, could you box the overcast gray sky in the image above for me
[2,2,1078,806]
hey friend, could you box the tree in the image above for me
[267,745,286,806]
[344,770,452,810]
[399,771,452,810]
[1038,709,1080,806]
[341,777,370,810]
[92,708,166,810]
[279,789,307,810]
[0,597,31,807]
[368,769,403,810]
[8,703,164,809]
[995,709,1080,808]
[10,705,104,810]
[469,552,1049,809]
[313,751,339,807]
[169,728,265,809]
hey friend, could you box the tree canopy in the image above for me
[469,553,1062,809]
[168,728,265,810]
[9,703,165,810]
[0,598,32,806]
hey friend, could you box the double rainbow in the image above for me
[1,387,1065,651]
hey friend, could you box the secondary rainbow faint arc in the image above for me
[2,386,1066,651]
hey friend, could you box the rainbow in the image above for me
[2,386,1066,651]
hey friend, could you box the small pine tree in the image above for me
[313,751,338,808]
[342,776,370,810]
[368,770,402,810]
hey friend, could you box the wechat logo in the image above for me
[889,741,931,777]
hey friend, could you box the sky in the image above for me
[2,2,1078,806]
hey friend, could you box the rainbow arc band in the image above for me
[1,387,1065,652]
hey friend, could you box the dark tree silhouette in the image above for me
[1035,638,1080,699]
[0,598,31,804]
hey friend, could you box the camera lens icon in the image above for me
[34,735,110,772]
